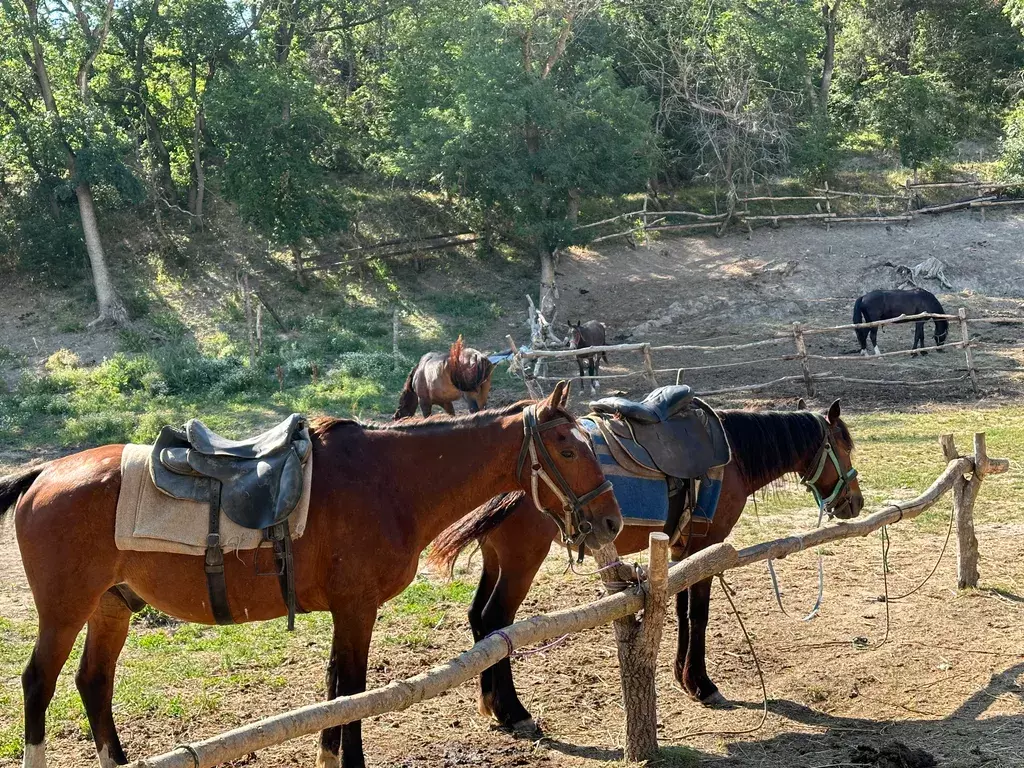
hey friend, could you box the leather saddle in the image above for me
[589,386,730,479]
[151,413,310,530]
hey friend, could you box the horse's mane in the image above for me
[719,410,853,489]
[448,336,494,392]
[310,400,531,440]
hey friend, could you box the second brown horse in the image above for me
[431,400,862,730]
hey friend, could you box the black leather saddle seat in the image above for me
[588,386,730,479]
[152,413,311,531]
[590,385,693,424]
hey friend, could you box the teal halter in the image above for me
[801,416,858,518]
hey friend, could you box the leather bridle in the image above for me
[516,404,614,560]
[801,415,859,520]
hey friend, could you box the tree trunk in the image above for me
[76,180,127,325]
[191,105,206,226]
[539,244,557,321]
[819,1,839,115]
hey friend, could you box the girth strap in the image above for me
[204,478,233,625]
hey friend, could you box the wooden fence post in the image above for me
[958,308,979,393]
[507,334,543,400]
[793,322,815,398]
[940,434,980,589]
[594,534,669,763]
[241,273,256,368]
[393,309,402,372]
[641,344,658,390]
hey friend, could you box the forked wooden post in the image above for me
[506,334,543,400]
[594,534,669,763]
[641,344,659,390]
[939,432,1008,589]
[958,308,979,393]
[793,322,815,398]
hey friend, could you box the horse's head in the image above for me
[448,337,496,412]
[934,319,949,348]
[521,380,622,549]
[800,399,863,520]
[567,321,583,350]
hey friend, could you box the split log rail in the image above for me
[127,433,1008,768]
[511,310,1024,400]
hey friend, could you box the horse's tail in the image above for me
[852,296,869,347]
[427,491,525,577]
[448,336,494,392]
[0,464,47,519]
[392,368,419,420]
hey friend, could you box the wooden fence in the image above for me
[509,310,1024,401]
[582,177,1024,243]
[127,433,1008,768]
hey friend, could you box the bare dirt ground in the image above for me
[542,210,1024,412]
[1,515,1022,767]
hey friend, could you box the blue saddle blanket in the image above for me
[579,417,722,529]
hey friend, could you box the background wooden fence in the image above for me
[509,310,1024,401]
[128,433,1008,768]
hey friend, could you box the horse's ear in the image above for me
[543,380,568,412]
[560,379,572,405]
[826,399,842,424]
[797,398,806,410]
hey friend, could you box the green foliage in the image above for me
[861,73,957,168]
[206,65,347,247]
[999,103,1024,178]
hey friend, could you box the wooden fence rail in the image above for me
[512,310,1024,400]
[127,433,1007,768]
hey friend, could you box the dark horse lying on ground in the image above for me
[430,399,862,730]
[852,288,948,356]
[567,320,608,395]
[0,381,621,768]
[394,336,495,419]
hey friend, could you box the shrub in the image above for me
[45,349,81,372]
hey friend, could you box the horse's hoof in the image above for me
[511,717,541,736]
[699,690,734,709]
[315,747,341,768]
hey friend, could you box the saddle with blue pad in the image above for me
[583,386,731,542]
[151,413,311,629]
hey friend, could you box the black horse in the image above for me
[852,288,948,356]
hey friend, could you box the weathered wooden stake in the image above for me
[255,304,263,356]
[793,322,815,398]
[242,273,256,368]
[958,308,979,393]
[641,344,659,390]
[595,534,669,763]
[393,308,402,372]
[507,334,543,400]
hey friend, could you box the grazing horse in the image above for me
[852,288,948,356]
[393,336,495,419]
[430,400,862,729]
[0,381,621,768]
[567,320,608,395]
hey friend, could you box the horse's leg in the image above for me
[419,398,432,418]
[23,610,96,768]
[76,591,132,767]
[469,544,500,718]
[673,587,690,688]
[318,609,375,768]
[681,576,724,705]
[916,321,927,355]
[441,401,456,416]
[589,358,598,395]
[870,327,880,356]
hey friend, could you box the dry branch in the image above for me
[700,372,832,396]
[813,187,909,200]
[800,312,958,336]
[815,374,967,387]
[830,215,912,224]
[740,212,836,222]
[800,341,966,362]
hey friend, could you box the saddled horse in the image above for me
[0,381,621,768]
[393,336,495,419]
[567,320,608,394]
[852,288,948,356]
[430,399,862,729]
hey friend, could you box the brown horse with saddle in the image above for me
[431,386,863,730]
[0,381,621,768]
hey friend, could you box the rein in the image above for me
[516,403,614,562]
[768,415,859,621]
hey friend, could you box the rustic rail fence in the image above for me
[582,177,1024,244]
[128,433,1008,768]
[510,310,1024,401]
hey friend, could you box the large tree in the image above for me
[380,0,655,320]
